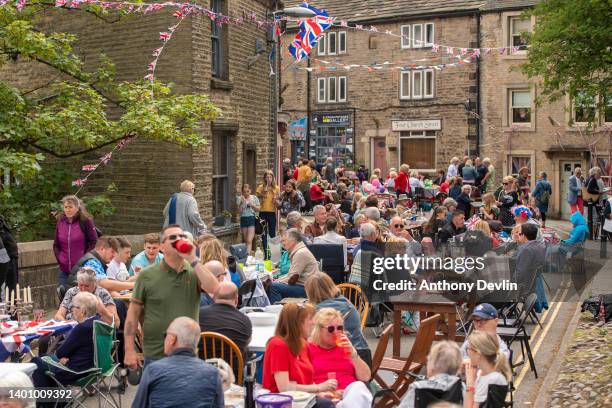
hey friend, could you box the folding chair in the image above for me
[414,378,463,408]
[200,331,244,385]
[371,315,440,408]
[238,279,258,308]
[42,319,122,408]
[307,244,345,284]
[337,283,369,330]
[481,383,510,408]
[230,243,249,264]
[497,293,538,378]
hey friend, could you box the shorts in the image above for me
[240,216,256,228]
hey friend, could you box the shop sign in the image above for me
[392,119,441,131]
[288,117,307,141]
[314,113,351,126]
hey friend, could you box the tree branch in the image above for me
[27,1,123,24]
[28,134,131,158]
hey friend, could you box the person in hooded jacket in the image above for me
[0,216,18,293]
[561,212,589,248]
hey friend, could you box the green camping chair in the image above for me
[42,319,122,407]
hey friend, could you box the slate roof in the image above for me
[480,0,540,11]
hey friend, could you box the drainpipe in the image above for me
[306,58,311,160]
[476,10,482,156]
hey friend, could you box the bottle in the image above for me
[254,247,264,273]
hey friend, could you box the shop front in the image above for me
[393,119,441,174]
[311,112,355,168]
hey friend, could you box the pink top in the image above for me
[307,343,357,390]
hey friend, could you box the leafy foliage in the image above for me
[521,0,612,122]
[0,2,220,240]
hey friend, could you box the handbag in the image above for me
[254,216,266,236]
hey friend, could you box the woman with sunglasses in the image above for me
[495,176,520,227]
[308,308,372,406]
[262,303,337,408]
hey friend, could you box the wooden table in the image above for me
[112,292,132,301]
[390,291,462,359]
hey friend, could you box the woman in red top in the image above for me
[308,308,371,404]
[394,163,410,196]
[262,303,337,398]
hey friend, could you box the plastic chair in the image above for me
[200,331,244,385]
[337,283,370,330]
[43,319,121,407]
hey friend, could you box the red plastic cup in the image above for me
[172,239,193,254]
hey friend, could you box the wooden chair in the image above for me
[200,332,244,385]
[371,314,440,408]
[337,283,369,330]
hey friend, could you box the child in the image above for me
[106,237,133,282]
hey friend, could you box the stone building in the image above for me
[1,0,276,237]
[281,0,611,219]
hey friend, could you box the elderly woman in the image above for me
[442,198,458,224]
[55,267,117,325]
[308,308,372,406]
[399,341,464,408]
[305,273,370,363]
[32,292,101,388]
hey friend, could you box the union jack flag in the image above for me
[288,3,335,62]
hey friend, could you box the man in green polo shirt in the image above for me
[124,225,219,368]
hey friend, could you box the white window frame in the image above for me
[509,17,530,54]
[572,93,597,125]
[317,77,326,103]
[400,25,411,49]
[424,23,434,47]
[328,77,337,102]
[412,71,423,99]
[424,69,434,98]
[400,71,411,100]
[510,89,532,126]
[317,33,326,56]
[338,31,347,54]
[399,130,437,172]
[412,24,423,48]
[327,31,337,55]
[338,76,347,102]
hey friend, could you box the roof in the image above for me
[480,0,539,12]
[283,0,485,23]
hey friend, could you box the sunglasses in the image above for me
[393,224,404,229]
[164,233,188,242]
[323,325,344,333]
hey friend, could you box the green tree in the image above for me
[0,2,220,240]
[520,0,612,124]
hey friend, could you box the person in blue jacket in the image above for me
[561,212,589,248]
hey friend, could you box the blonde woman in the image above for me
[480,193,500,221]
[472,220,499,248]
[394,163,411,196]
[495,176,520,226]
[256,170,281,248]
[463,331,511,408]
[308,308,372,405]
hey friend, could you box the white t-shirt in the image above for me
[106,259,130,281]
[474,371,507,403]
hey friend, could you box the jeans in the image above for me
[259,211,277,260]
[57,269,69,287]
[269,283,307,304]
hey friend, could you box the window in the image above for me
[211,0,227,79]
[424,70,434,98]
[604,95,612,123]
[425,23,434,46]
[328,77,337,102]
[338,76,347,102]
[317,34,326,56]
[573,92,596,124]
[338,31,347,54]
[510,90,532,124]
[212,132,232,215]
[509,17,531,52]
[328,32,337,55]
[400,69,434,100]
[317,78,326,103]
[509,156,531,177]
[400,131,436,170]
[400,25,411,48]
[400,71,411,99]
[412,71,423,99]
[412,24,423,48]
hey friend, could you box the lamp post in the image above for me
[270,6,316,180]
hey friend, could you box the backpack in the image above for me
[540,183,551,205]
[79,219,102,238]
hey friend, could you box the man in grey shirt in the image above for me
[513,223,546,298]
[132,317,224,408]
[163,180,207,237]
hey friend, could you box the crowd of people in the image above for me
[1,155,610,408]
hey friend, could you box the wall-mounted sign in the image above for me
[288,118,307,141]
[392,119,441,131]
[313,112,352,127]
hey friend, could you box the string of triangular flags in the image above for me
[72,135,135,194]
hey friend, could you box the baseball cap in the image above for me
[471,303,498,320]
